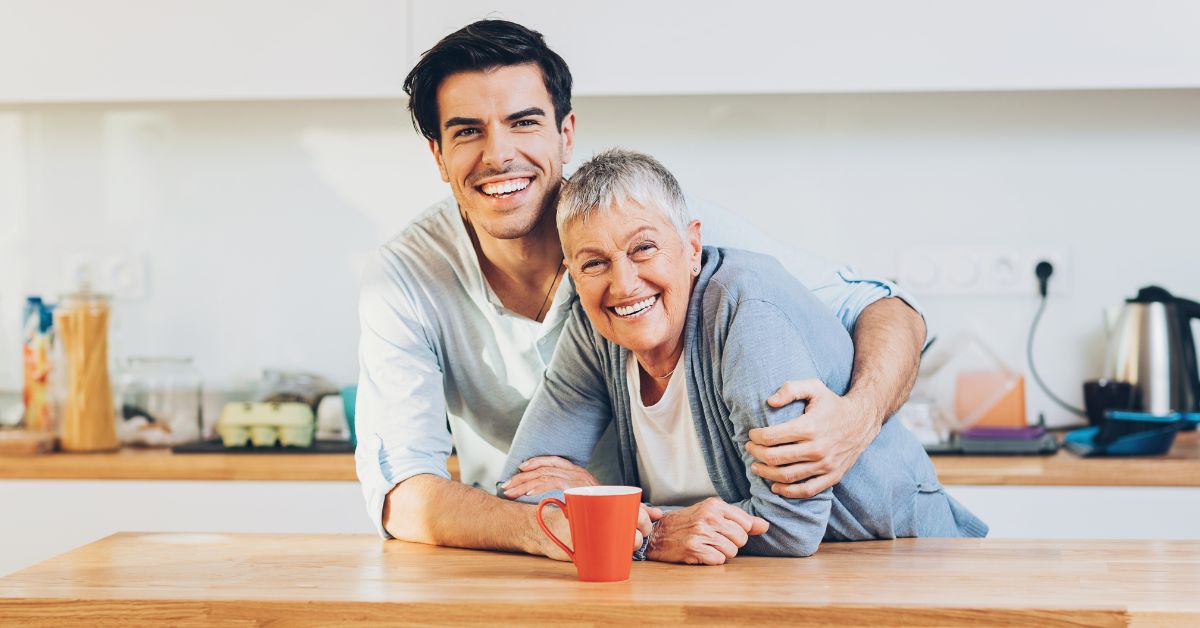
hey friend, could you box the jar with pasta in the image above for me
[55,287,118,452]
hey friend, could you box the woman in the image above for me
[499,149,986,563]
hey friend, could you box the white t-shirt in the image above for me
[626,354,719,507]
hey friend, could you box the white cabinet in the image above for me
[0,0,410,102]
[0,480,374,576]
[412,0,1200,95]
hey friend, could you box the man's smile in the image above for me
[475,174,534,198]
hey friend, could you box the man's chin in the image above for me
[471,213,545,241]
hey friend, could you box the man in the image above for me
[356,19,927,562]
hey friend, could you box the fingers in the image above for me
[747,516,770,536]
[644,505,665,521]
[688,541,730,565]
[750,459,828,485]
[770,470,842,499]
[704,531,740,560]
[636,506,655,540]
[703,498,755,533]
[632,529,644,552]
[765,378,827,407]
[518,456,577,471]
[712,517,749,548]
[745,441,823,466]
[503,477,571,498]
[748,417,812,447]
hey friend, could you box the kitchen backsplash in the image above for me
[2,90,1199,427]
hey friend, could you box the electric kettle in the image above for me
[1102,286,1200,416]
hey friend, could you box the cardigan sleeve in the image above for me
[497,305,615,504]
[718,297,852,557]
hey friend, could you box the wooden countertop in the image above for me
[932,429,1200,487]
[2,532,1198,626]
[0,432,1195,486]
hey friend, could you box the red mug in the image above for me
[536,486,643,582]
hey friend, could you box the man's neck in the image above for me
[463,207,565,321]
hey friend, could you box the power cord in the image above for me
[1027,261,1087,418]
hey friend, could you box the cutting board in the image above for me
[0,430,56,455]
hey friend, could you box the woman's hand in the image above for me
[501,456,599,499]
[645,498,769,565]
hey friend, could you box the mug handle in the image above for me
[536,497,574,560]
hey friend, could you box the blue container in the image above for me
[341,385,358,448]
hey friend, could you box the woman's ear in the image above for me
[687,219,703,265]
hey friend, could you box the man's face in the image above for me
[431,63,575,240]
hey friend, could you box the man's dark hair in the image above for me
[403,19,573,145]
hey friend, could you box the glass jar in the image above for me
[116,357,202,446]
[56,288,117,451]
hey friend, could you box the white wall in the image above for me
[2,90,1199,426]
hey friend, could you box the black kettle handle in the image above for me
[1177,297,1200,411]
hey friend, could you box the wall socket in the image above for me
[62,253,147,300]
[897,246,1069,296]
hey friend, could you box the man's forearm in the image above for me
[847,297,927,424]
[382,474,548,555]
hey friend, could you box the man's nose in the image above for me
[481,127,516,170]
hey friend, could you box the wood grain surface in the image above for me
[0,432,1195,487]
[1,532,1197,626]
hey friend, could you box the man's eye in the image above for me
[514,119,538,128]
[581,260,606,272]
[454,128,479,138]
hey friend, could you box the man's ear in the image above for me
[428,138,450,183]
[559,111,576,164]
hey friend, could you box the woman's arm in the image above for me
[497,305,615,504]
[719,298,854,557]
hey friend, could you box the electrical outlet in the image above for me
[898,247,1070,296]
[60,253,147,300]
[102,253,146,300]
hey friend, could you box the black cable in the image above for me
[1026,295,1087,418]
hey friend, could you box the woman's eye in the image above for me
[581,260,606,273]
[631,243,658,258]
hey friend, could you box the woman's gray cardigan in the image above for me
[500,246,987,556]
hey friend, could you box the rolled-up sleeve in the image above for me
[355,248,452,539]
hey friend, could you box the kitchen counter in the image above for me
[1,532,1198,626]
[0,446,460,482]
[932,429,1200,486]
[0,432,1196,486]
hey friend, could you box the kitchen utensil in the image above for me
[536,486,642,582]
[0,429,55,455]
[1102,286,1200,417]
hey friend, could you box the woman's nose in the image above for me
[611,256,640,294]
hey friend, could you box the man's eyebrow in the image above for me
[443,116,483,129]
[506,107,546,121]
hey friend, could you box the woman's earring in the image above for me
[692,265,699,274]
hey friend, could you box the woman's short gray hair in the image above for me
[557,148,690,238]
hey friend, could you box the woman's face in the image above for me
[562,199,702,367]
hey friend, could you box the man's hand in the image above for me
[502,456,599,499]
[746,379,881,499]
[645,498,769,565]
